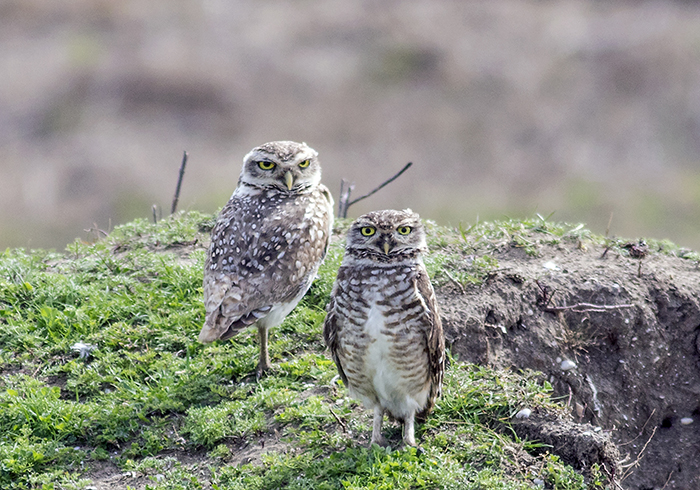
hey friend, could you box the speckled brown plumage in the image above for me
[323,209,444,447]
[200,141,334,375]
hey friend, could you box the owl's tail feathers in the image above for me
[198,306,272,343]
[416,383,442,422]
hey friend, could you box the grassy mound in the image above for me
[0,211,620,489]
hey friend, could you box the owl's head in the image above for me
[239,141,322,193]
[346,209,427,260]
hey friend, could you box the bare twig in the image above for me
[620,426,657,482]
[543,302,635,314]
[171,151,188,214]
[83,227,109,238]
[535,280,557,309]
[443,270,466,295]
[337,179,355,218]
[536,280,633,314]
[152,205,158,224]
[660,470,674,489]
[329,407,348,432]
[617,409,656,446]
[337,162,413,218]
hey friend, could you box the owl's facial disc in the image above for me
[240,141,321,192]
[349,209,426,258]
[239,141,321,194]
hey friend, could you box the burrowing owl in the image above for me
[199,141,334,376]
[323,209,444,447]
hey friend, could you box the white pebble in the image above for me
[515,408,531,419]
[680,417,694,425]
[561,360,577,371]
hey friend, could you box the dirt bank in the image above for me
[438,239,700,489]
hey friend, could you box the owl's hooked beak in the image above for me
[284,171,294,190]
[383,242,391,255]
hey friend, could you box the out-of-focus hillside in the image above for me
[2,0,700,250]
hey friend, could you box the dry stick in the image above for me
[660,470,674,490]
[543,302,635,314]
[84,227,109,238]
[329,407,348,432]
[617,409,656,447]
[152,205,159,224]
[601,212,615,258]
[171,151,189,214]
[338,162,413,218]
[443,269,466,295]
[338,179,355,218]
[620,426,657,482]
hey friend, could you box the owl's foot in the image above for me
[255,362,272,381]
[398,442,423,457]
[370,435,389,448]
[402,415,417,447]
[370,407,387,447]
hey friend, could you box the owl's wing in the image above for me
[322,280,349,387]
[200,189,333,343]
[415,267,445,413]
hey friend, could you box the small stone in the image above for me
[542,261,559,271]
[680,417,694,425]
[560,359,577,371]
[71,342,97,359]
[515,408,531,419]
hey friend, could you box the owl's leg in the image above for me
[402,412,417,447]
[257,324,271,377]
[370,406,386,446]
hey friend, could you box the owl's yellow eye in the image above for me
[397,226,412,235]
[257,161,275,171]
[298,159,310,168]
[360,227,376,236]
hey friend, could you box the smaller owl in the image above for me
[200,141,334,376]
[323,209,444,447]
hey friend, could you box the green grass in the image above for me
[0,210,669,489]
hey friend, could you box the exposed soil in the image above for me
[75,231,700,489]
[439,239,700,489]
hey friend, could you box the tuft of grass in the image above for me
[0,211,638,489]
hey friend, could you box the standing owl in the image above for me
[199,141,334,376]
[323,209,444,447]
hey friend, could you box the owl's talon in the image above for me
[370,437,388,448]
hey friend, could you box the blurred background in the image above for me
[1,0,700,251]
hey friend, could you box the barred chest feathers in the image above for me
[323,208,445,448]
[340,262,432,421]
